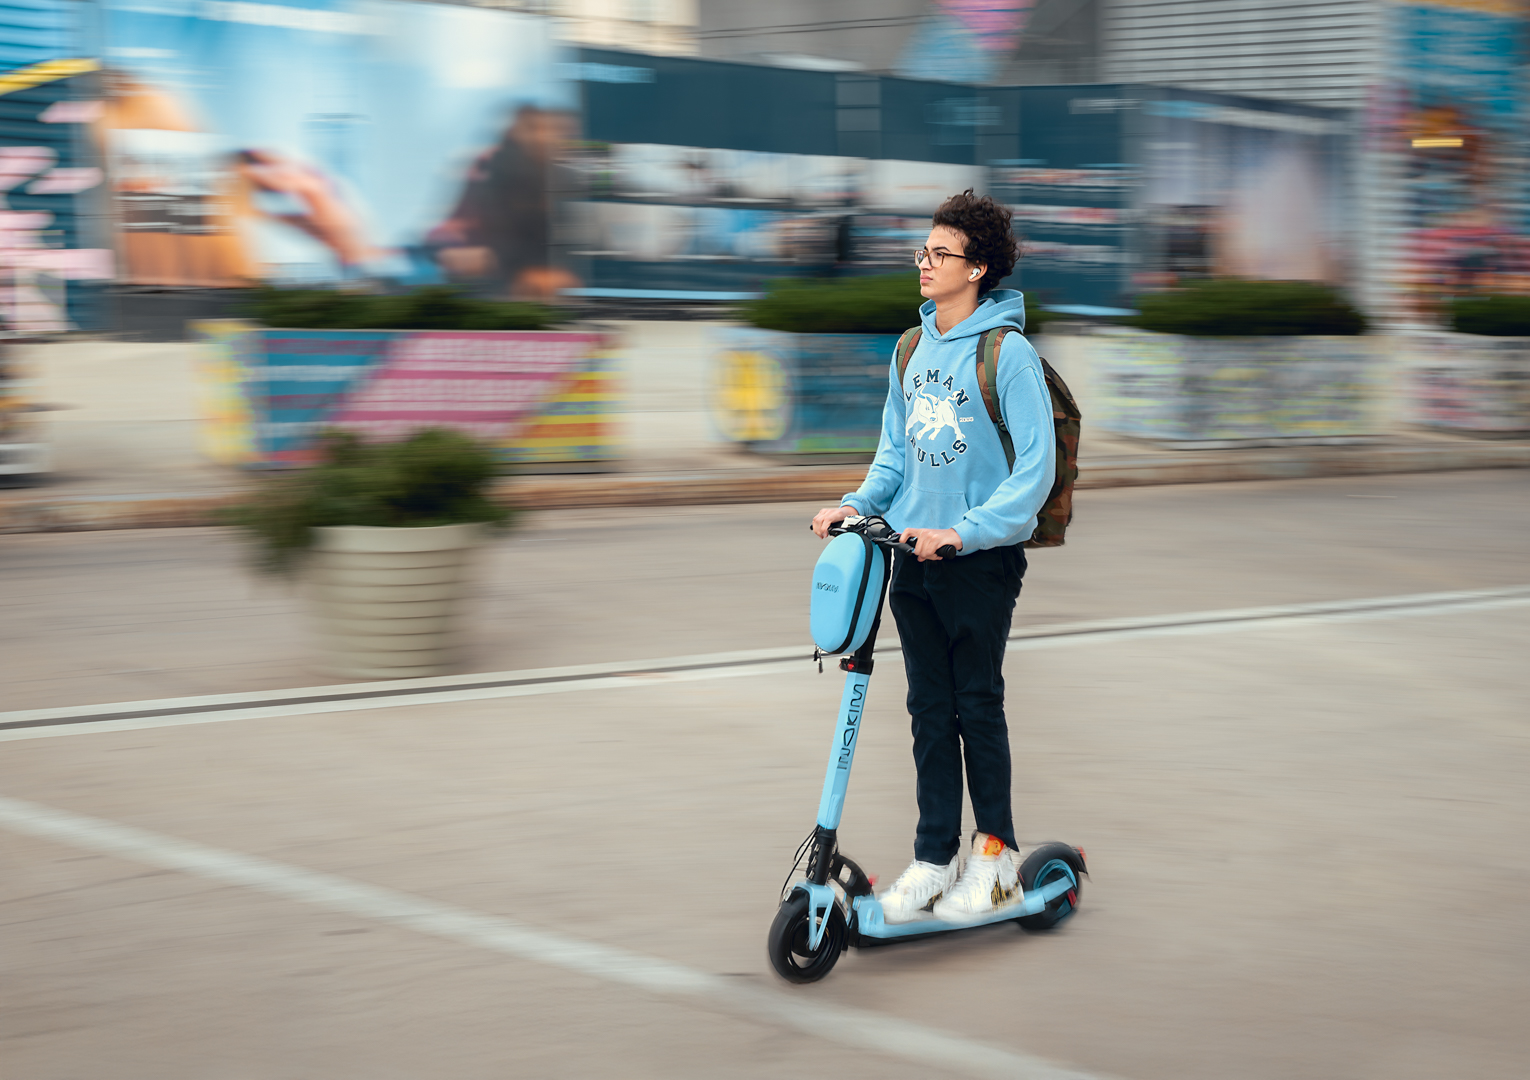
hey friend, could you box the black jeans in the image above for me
[889,544,1026,864]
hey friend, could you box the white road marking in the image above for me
[3,584,1528,742]
[0,793,1108,1080]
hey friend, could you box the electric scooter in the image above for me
[767,515,1087,983]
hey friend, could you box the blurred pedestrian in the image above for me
[427,105,579,299]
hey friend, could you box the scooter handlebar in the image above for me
[817,518,951,557]
[822,522,911,553]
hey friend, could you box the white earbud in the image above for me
[969,269,981,281]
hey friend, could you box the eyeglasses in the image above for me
[914,247,972,268]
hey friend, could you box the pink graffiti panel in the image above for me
[329,331,605,442]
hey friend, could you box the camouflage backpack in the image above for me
[894,325,1081,548]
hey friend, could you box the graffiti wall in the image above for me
[193,324,618,467]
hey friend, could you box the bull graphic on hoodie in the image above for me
[904,368,972,466]
[907,386,963,444]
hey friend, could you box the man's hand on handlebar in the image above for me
[900,527,963,562]
[811,504,858,539]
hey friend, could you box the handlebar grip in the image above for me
[936,544,959,559]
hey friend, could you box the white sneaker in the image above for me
[932,832,1024,923]
[876,855,960,923]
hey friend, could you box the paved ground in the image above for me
[2,472,1528,1078]
[4,470,1528,712]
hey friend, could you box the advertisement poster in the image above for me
[98,0,575,294]
[897,0,1036,85]
[0,60,114,333]
[985,88,1139,314]
[1138,96,1350,291]
[1383,0,1530,318]
[566,140,983,295]
[992,161,1139,314]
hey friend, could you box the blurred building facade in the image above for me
[693,0,1102,84]
[430,0,701,54]
[689,0,1378,102]
[546,0,699,56]
[1101,0,1380,109]
[0,0,75,69]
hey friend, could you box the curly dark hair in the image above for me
[931,189,1018,296]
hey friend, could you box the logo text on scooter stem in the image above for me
[905,367,971,468]
[837,682,865,771]
[815,581,839,592]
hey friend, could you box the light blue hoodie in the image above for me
[841,288,1055,552]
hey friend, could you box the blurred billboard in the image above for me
[0,57,112,333]
[989,83,1134,313]
[896,0,1036,86]
[1376,0,1530,319]
[570,51,991,299]
[1,0,78,71]
[573,52,1352,313]
[1135,91,1350,287]
[3,16,1365,324]
[97,0,574,294]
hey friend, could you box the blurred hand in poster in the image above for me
[236,149,382,270]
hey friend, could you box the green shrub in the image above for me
[1125,279,1366,337]
[744,274,1056,335]
[1448,295,1530,336]
[744,274,923,335]
[245,285,563,331]
[1025,305,1059,334]
[224,428,512,572]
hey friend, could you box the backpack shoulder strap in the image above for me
[975,327,1016,470]
[894,326,922,383]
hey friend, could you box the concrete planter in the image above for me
[1086,327,1381,445]
[306,523,483,679]
[1406,331,1530,436]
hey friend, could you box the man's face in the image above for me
[918,225,985,303]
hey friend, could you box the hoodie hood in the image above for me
[918,288,1026,341]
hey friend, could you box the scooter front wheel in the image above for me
[767,890,846,983]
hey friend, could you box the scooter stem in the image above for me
[815,667,871,831]
[804,537,891,887]
[812,542,890,835]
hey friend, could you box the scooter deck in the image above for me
[846,874,1075,945]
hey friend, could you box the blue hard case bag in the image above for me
[810,532,888,655]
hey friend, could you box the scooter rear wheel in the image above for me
[1016,843,1084,931]
[767,890,846,983]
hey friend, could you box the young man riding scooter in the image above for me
[810,190,1055,924]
